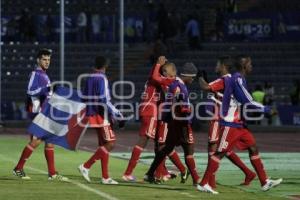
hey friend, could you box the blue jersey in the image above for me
[162,77,192,123]
[26,67,51,114]
[83,70,121,118]
[221,72,270,127]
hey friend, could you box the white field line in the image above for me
[0,154,119,200]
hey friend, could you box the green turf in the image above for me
[0,135,299,200]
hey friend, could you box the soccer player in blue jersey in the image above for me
[198,55,282,194]
[144,63,201,185]
[78,56,124,184]
[13,49,68,181]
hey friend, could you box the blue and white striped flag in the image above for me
[28,86,88,150]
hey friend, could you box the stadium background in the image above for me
[0,0,299,200]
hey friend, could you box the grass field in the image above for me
[0,135,299,200]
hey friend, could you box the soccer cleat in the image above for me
[78,164,91,182]
[168,171,178,179]
[262,178,283,191]
[48,173,69,182]
[122,174,136,182]
[143,174,161,184]
[241,172,256,186]
[162,174,171,182]
[180,169,190,183]
[102,178,119,185]
[196,184,219,194]
[13,169,31,180]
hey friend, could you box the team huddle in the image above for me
[12,48,282,194]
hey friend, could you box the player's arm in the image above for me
[27,72,50,96]
[221,77,234,117]
[99,76,123,119]
[199,77,224,92]
[151,56,174,86]
[172,86,191,114]
[236,77,270,113]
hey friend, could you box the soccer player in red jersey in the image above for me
[78,56,124,184]
[13,49,68,181]
[198,55,256,189]
[123,56,187,182]
[197,55,282,194]
[145,63,201,185]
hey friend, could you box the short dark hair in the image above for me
[160,62,176,75]
[95,56,109,69]
[235,54,250,70]
[37,48,52,59]
[218,55,232,70]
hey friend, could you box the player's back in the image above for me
[82,70,107,116]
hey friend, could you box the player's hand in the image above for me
[197,69,208,82]
[118,120,126,129]
[270,109,278,116]
[157,56,168,66]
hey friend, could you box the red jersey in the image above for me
[139,64,175,117]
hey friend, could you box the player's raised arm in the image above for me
[151,56,175,85]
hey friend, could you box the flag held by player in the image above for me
[28,86,88,150]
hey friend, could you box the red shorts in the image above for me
[88,115,116,143]
[166,120,194,146]
[96,125,116,145]
[156,121,168,144]
[139,116,157,139]
[208,121,219,143]
[88,115,110,127]
[217,126,256,153]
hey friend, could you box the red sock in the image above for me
[185,155,200,184]
[200,155,220,186]
[168,150,186,173]
[45,147,56,176]
[124,145,143,175]
[15,144,35,170]
[208,151,216,188]
[250,154,267,186]
[227,151,253,175]
[84,146,104,169]
[100,147,109,179]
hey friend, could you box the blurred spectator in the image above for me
[263,81,275,106]
[125,18,135,44]
[19,8,36,42]
[101,16,110,42]
[164,12,178,54]
[290,80,300,105]
[91,14,100,42]
[156,3,168,41]
[144,2,157,43]
[208,30,218,42]
[45,12,54,43]
[77,10,88,43]
[144,39,168,65]
[6,17,18,41]
[263,82,275,125]
[226,0,237,13]
[251,84,266,125]
[185,14,200,50]
[215,7,224,41]
[252,84,266,105]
